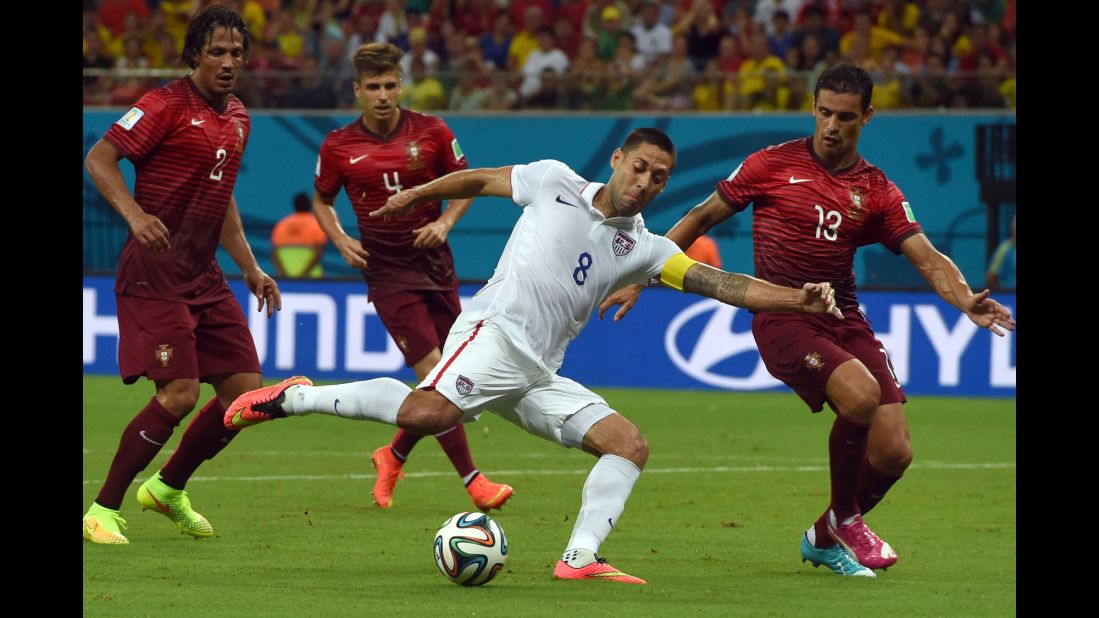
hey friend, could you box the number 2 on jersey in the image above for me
[814,205,842,241]
[209,148,227,181]
[573,252,593,285]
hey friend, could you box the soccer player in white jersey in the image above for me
[223,128,842,584]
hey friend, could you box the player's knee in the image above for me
[610,425,649,470]
[884,439,913,473]
[397,390,461,435]
[842,385,881,424]
[159,389,200,417]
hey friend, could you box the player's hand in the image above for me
[128,211,171,252]
[334,234,370,270]
[962,289,1015,336]
[801,282,843,320]
[599,284,646,322]
[371,189,418,222]
[245,267,281,318]
[412,220,451,249]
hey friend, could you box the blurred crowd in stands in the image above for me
[83,0,1017,111]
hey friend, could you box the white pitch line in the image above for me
[82,461,1015,485]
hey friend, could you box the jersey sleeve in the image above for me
[510,159,566,206]
[434,120,469,176]
[715,149,770,214]
[314,135,345,198]
[103,91,175,163]
[643,234,685,281]
[871,181,923,254]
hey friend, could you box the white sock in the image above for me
[805,527,817,545]
[283,378,410,425]
[461,470,479,486]
[565,454,641,554]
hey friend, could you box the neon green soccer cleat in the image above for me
[136,474,214,538]
[83,503,129,545]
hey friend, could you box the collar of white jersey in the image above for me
[580,182,644,230]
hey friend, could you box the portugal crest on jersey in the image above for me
[456,375,474,396]
[612,230,636,256]
[406,140,425,170]
[848,187,868,222]
[233,119,245,151]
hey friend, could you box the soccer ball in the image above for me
[433,511,508,586]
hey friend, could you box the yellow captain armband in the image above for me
[658,253,699,292]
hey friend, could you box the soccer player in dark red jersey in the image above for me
[312,42,513,511]
[600,64,1015,577]
[83,5,280,545]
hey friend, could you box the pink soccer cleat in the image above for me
[553,549,647,584]
[828,514,898,570]
[224,376,313,430]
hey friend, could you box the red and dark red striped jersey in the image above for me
[315,109,468,301]
[105,76,249,303]
[716,137,922,311]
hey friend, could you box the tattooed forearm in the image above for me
[683,264,751,307]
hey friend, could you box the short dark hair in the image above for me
[353,42,403,79]
[621,128,677,169]
[293,192,311,212]
[814,63,874,111]
[182,4,249,69]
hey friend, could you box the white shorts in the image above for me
[419,319,611,448]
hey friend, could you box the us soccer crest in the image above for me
[847,187,868,222]
[406,140,425,170]
[455,375,474,396]
[612,230,635,256]
[803,352,824,372]
[155,344,174,368]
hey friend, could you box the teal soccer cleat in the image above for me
[800,533,876,577]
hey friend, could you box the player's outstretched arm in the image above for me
[85,138,171,252]
[221,196,281,317]
[901,233,1015,336]
[372,167,514,219]
[665,191,733,249]
[677,261,843,318]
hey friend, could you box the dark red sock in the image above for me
[828,414,869,524]
[435,425,477,481]
[160,398,235,490]
[857,460,902,515]
[96,397,180,510]
[390,428,424,461]
[812,510,834,548]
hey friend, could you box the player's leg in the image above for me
[421,290,513,510]
[843,332,912,516]
[751,313,877,575]
[486,372,647,584]
[554,409,648,585]
[133,293,264,537]
[84,296,200,544]
[860,402,911,514]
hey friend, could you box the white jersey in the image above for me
[453,159,681,373]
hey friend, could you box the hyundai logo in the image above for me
[664,299,783,390]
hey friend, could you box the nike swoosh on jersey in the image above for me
[789,176,812,183]
[350,154,369,164]
[555,195,577,207]
[191,118,205,126]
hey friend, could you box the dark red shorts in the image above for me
[372,288,461,367]
[116,289,261,385]
[752,311,905,413]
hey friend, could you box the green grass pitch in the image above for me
[83,375,1015,616]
